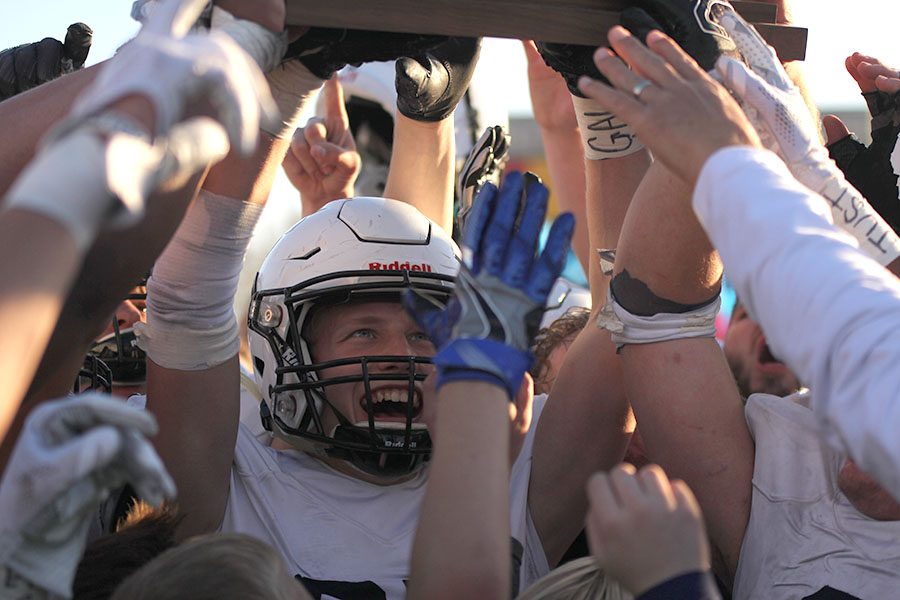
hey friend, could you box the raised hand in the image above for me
[0,394,175,597]
[404,171,574,401]
[395,37,481,122]
[577,27,759,185]
[824,53,900,233]
[283,77,360,211]
[286,29,448,80]
[711,32,900,265]
[586,464,712,597]
[522,40,577,132]
[619,0,739,72]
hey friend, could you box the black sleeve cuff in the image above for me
[636,570,721,600]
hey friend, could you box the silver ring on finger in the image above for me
[631,79,652,99]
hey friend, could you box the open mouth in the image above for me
[756,336,786,370]
[359,387,423,422]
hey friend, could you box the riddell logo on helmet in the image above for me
[368,261,433,272]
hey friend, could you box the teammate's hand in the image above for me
[80,0,278,152]
[710,20,900,264]
[285,28,448,80]
[586,464,710,596]
[283,77,360,211]
[577,27,759,185]
[396,37,481,122]
[824,53,900,233]
[0,393,175,598]
[619,0,739,72]
[216,0,285,33]
[404,171,574,401]
[522,40,577,132]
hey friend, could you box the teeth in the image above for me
[369,388,421,408]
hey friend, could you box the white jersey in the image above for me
[734,392,900,599]
[221,395,550,599]
[694,147,900,499]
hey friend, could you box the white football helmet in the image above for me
[248,197,459,477]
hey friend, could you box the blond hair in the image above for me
[518,557,633,600]
[110,533,308,600]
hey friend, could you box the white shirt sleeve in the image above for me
[692,146,900,499]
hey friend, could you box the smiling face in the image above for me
[723,303,801,398]
[307,299,435,430]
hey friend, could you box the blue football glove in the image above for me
[404,171,575,400]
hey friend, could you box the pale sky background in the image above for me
[0,1,897,114]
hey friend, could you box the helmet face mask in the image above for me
[249,198,459,479]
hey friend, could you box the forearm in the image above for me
[540,127,589,273]
[528,151,647,566]
[408,381,511,600]
[384,114,454,232]
[694,146,900,498]
[0,212,81,442]
[0,65,100,201]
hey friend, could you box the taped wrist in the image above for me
[137,190,263,370]
[571,95,644,160]
[263,61,324,138]
[211,8,287,73]
[597,271,720,348]
[3,116,158,250]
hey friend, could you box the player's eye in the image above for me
[408,331,432,344]
[350,328,376,339]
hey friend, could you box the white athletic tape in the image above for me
[596,289,720,348]
[571,95,644,160]
[138,190,262,370]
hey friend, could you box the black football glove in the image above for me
[535,42,607,98]
[620,0,738,72]
[285,28,448,80]
[827,91,900,233]
[396,37,481,122]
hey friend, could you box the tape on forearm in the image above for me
[816,173,900,267]
[264,61,324,139]
[596,287,720,349]
[211,8,287,73]
[137,190,263,370]
[571,95,644,160]
[4,117,159,250]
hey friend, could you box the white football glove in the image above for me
[0,393,175,598]
[4,0,279,250]
[714,10,900,266]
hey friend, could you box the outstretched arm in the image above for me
[526,36,650,568]
[407,172,573,600]
[578,27,757,584]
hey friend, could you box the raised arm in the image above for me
[577,26,757,584]
[407,173,572,600]
[385,38,481,232]
[526,37,650,567]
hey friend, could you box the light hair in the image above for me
[518,557,633,600]
[110,533,308,600]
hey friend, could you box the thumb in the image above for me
[396,56,430,96]
[53,426,123,483]
[160,116,231,188]
[822,114,851,146]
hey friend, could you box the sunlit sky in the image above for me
[1,1,898,115]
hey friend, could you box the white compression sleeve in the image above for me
[693,146,900,499]
[136,190,263,370]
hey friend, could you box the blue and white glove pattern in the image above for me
[405,171,574,400]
